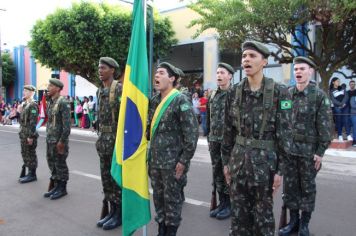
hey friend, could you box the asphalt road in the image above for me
[0,125,356,236]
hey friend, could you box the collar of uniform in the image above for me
[294,83,312,96]
[243,78,265,97]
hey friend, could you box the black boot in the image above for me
[50,181,68,200]
[102,202,122,230]
[279,209,300,236]
[97,201,114,227]
[298,211,311,236]
[19,169,37,183]
[157,222,167,236]
[19,165,26,180]
[166,225,178,236]
[216,194,231,220]
[44,178,57,198]
[210,192,225,217]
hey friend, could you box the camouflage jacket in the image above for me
[222,77,293,184]
[96,80,122,138]
[19,100,39,139]
[207,87,230,142]
[289,83,333,157]
[147,92,199,169]
[46,96,71,143]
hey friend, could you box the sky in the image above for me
[0,0,185,50]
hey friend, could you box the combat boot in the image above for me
[19,165,26,180]
[157,222,167,236]
[166,225,178,236]
[19,168,37,183]
[279,209,300,236]
[44,178,57,198]
[216,194,231,220]
[102,202,122,230]
[97,201,114,227]
[50,181,68,200]
[210,192,225,217]
[298,211,311,236]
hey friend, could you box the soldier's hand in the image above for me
[57,141,65,155]
[272,174,282,196]
[314,154,322,171]
[223,165,231,186]
[27,138,33,145]
[175,162,185,180]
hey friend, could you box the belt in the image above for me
[236,135,275,151]
[293,134,318,144]
[99,125,113,133]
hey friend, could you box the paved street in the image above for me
[0,125,356,236]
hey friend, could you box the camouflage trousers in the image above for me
[20,138,38,170]
[149,167,185,227]
[46,141,69,181]
[283,154,318,212]
[230,181,275,236]
[209,141,229,195]
[96,135,122,205]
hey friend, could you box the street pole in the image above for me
[0,8,6,100]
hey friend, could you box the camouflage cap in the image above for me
[158,62,179,79]
[218,62,235,74]
[293,56,317,69]
[176,67,185,78]
[24,85,36,92]
[242,41,270,58]
[99,57,121,78]
[49,78,64,89]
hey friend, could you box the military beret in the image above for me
[49,78,64,89]
[99,57,121,78]
[293,56,317,69]
[158,62,179,79]
[218,62,235,75]
[242,41,270,58]
[176,68,185,78]
[24,85,36,92]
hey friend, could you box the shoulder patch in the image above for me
[180,103,191,112]
[280,100,292,110]
[323,97,330,106]
[31,109,37,114]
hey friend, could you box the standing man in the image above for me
[207,62,234,219]
[18,85,39,183]
[222,41,292,236]
[148,62,199,236]
[279,57,332,236]
[44,79,71,200]
[95,57,122,230]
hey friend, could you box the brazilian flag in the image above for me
[111,0,151,235]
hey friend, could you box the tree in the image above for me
[189,0,356,90]
[1,52,16,86]
[29,2,177,85]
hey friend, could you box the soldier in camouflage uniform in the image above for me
[279,57,332,236]
[147,62,199,236]
[222,41,292,236]
[18,85,39,183]
[207,62,234,220]
[44,78,71,200]
[95,57,122,231]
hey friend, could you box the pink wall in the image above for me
[24,48,31,85]
[60,70,69,96]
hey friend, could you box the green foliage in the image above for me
[1,52,16,86]
[190,0,356,89]
[29,2,177,84]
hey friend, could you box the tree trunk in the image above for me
[318,69,333,93]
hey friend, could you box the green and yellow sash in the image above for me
[150,89,180,139]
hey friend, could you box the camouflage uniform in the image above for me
[147,92,199,227]
[19,100,39,170]
[207,87,230,195]
[222,77,292,236]
[284,84,332,212]
[46,96,71,181]
[95,81,122,204]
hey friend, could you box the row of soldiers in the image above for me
[17,40,332,236]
